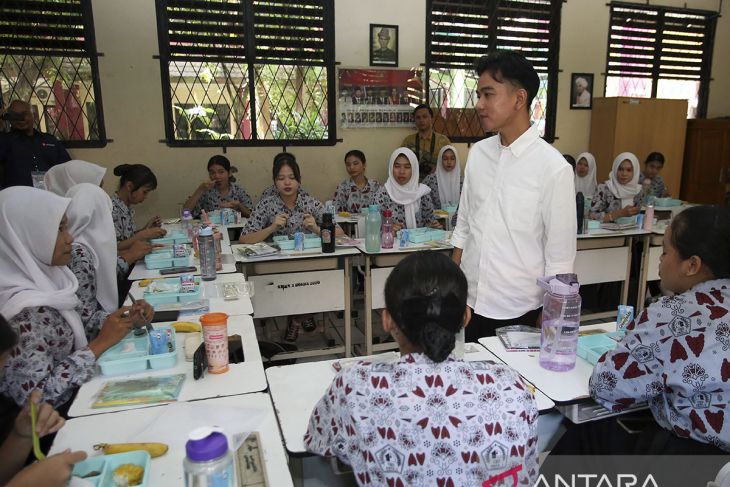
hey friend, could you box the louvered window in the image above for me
[0,0,106,146]
[427,0,562,143]
[605,1,718,118]
[156,0,335,146]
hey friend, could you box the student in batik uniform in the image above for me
[372,148,440,232]
[333,149,379,214]
[305,251,539,486]
[590,152,643,222]
[639,151,670,198]
[259,152,310,201]
[0,187,143,408]
[183,155,253,217]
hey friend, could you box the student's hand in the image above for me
[219,200,239,209]
[429,220,443,229]
[303,213,318,232]
[198,180,216,193]
[145,216,162,229]
[8,449,87,487]
[123,240,153,263]
[392,223,403,233]
[130,300,154,327]
[90,307,135,357]
[272,213,288,230]
[14,391,65,440]
[137,227,167,241]
[624,206,640,217]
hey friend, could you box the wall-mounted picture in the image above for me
[570,73,593,109]
[370,24,398,67]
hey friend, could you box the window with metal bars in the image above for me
[426,0,562,143]
[156,0,335,147]
[0,0,106,147]
[604,1,718,118]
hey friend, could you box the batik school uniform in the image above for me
[192,183,253,217]
[243,193,325,238]
[260,184,310,201]
[590,183,643,221]
[69,242,111,341]
[372,186,435,229]
[111,192,136,275]
[333,178,379,213]
[590,279,730,452]
[305,353,539,486]
[421,173,463,211]
[639,172,668,198]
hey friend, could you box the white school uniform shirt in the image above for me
[451,125,577,319]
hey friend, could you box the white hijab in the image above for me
[605,152,641,208]
[574,152,597,198]
[0,187,87,350]
[66,183,118,313]
[44,160,107,196]
[435,145,461,207]
[384,148,431,229]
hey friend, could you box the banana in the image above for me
[94,442,168,458]
[172,321,201,333]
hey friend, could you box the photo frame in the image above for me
[570,73,594,110]
[370,24,398,67]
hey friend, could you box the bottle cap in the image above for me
[368,204,379,211]
[186,427,228,462]
[382,210,392,217]
[182,210,192,218]
[199,226,213,237]
[536,273,580,296]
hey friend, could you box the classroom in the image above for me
[1,0,729,486]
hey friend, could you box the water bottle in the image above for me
[182,210,194,240]
[643,204,654,231]
[198,226,217,281]
[537,273,581,371]
[320,213,336,253]
[213,227,223,271]
[365,204,381,253]
[576,192,585,235]
[381,210,394,249]
[183,427,235,487]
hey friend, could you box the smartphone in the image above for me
[193,343,207,380]
[228,335,245,364]
[151,310,180,323]
[159,266,197,275]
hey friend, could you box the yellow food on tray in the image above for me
[172,321,201,333]
[337,211,350,217]
[95,442,168,458]
[113,463,144,486]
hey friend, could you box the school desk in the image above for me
[68,315,266,418]
[127,272,254,316]
[479,323,646,424]
[52,393,293,487]
[127,251,239,280]
[265,343,555,456]
[232,245,359,360]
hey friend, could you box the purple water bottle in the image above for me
[183,427,235,486]
[381,209,394,249]
[537,274,582,371]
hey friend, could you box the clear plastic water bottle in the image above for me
[365,204,381,253]
[183,427,235,487]
[537,274,581,371]
[381,209,394,249]
[198,226,217,281]
[182,210,194,240]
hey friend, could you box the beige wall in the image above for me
[74,0,728,222]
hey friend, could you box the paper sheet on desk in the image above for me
[505,332,541,349]
[127,402,266,451]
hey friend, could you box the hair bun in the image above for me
[113,164,131,176]
[420,321,456,362]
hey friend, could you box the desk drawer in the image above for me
[250,269,344,318]
[575,247,630,285]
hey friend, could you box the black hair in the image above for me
[344,149,366,164]
[563,154,576,170]
[413,104,433,117]
[208,155,237,183]
[273,152,296,166]
[670,205,730,279]
[474,50,540,108]
[273,156,301,184]
[113,164,158,191]
[0,315,18,355]
[645,152,665,166]
[384,251,468,362]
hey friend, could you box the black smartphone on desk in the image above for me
[159,266,197,275]
[151,310,180,323]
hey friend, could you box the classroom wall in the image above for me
[74,0,729,222]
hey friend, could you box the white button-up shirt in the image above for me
[451,125,577,319]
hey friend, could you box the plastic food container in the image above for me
[576,332,620,365]
[97,326,177,376]
[272,234,321,250]
[144,250,190,270]
[72,450,151,487]
[408,228,446,243]
[614,215,638,225]
[151,231,190,245]
[654,197,683,207]
[142,277,202,306]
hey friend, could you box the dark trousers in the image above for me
[465,307,542,342]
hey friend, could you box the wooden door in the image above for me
[680,119,730,204]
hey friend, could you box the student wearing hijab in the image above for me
[0,187,139,408]
[43,160,106,196]
[422,145,462,210]
[332,149,379,214]
[372,148,440,232]
[590,152,642,222]
[574,152,598,200]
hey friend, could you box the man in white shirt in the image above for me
[451,51,576,340]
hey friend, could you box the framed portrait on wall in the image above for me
[370,24,398,67]
[570,73,593,109]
